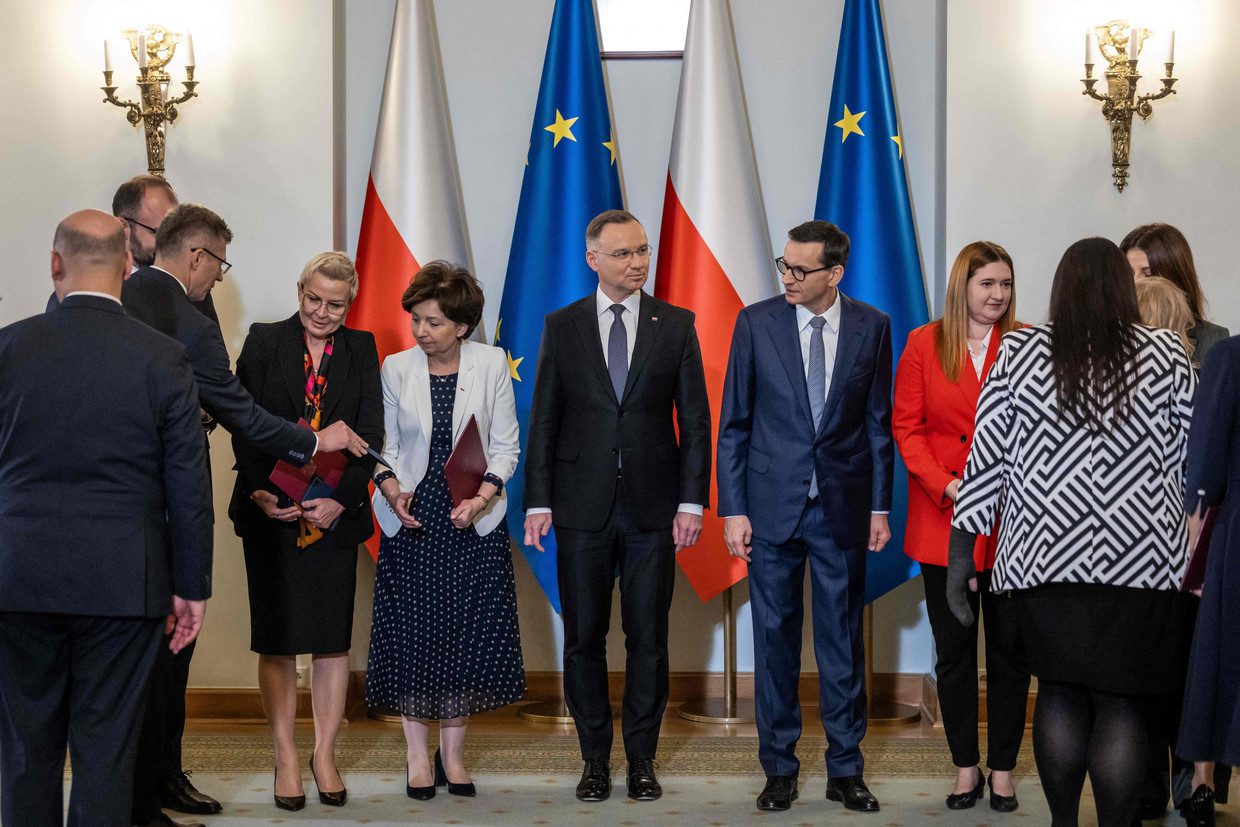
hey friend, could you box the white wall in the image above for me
[947,0,1240,332]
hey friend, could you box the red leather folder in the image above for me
[1181,507,1217,594]
[445,415,487,508]
[268,418,347,502]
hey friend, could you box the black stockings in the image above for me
[1033,680,1148,826]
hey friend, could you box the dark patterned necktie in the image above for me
[608,304,628,401]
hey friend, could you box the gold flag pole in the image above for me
[678,585,755,724]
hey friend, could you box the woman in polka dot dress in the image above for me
[367,262,525,799]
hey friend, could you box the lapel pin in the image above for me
[652,316,659,322]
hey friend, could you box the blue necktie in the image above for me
[807,316,827,498]
[608,304,628,402]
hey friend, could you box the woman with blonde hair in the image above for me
[1136,276,1195,363]
[893,241,1029,811]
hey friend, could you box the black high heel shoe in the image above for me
[945,766,985,810]
[988,773,1019,812]
[310,751,347,806]
[435,748,477,797]
[406,759,436,800]
[273,767,306,811]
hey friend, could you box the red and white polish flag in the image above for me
[654,0,777,602]
[350,0,475,558]
[350,0,476,362]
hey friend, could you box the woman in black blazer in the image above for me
[228,252,382,811]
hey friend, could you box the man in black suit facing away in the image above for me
[524,209,711,803]
[103,204,371,826]
[0,210,212,827]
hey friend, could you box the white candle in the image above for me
[1128,26,1140,60]
[185,31,195,68]
[137,33,147,69]
[104,39,112,73]
[1085,31,1096,65]
[1167,29,1176,64]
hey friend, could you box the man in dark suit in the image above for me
[0,210,212,827]
[718,220,893,814]
[114,204,371,826]
[524,209,711,803]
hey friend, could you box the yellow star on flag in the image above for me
[544,109,579,147]
[602,135,618,165]
[506,350,524,381]
[834,105,866,143]
[891,133,903,158]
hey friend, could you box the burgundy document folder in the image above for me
[1181,507,1218,594]
[444,415,487,508]
[268,418,347,503]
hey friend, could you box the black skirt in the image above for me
[1013,582,1191,696]
[242,526,358,656]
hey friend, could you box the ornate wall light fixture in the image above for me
[100,26,199,178]
[1081,21,1177,192]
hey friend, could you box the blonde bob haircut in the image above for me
[298,251,359,302]
[936,241,1018,383]
[1135,276,1195,364]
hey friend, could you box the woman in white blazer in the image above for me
[366,262,525,801]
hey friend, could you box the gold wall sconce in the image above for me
[1081,21,1178,192]
[100,26,200,178]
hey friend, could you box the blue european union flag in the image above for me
[494,0,623,614]
[815,0,929,604]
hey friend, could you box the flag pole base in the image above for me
[866,701,922,725]
[517,700,574,724]
[677,697,755,725]
[367,708,404,723]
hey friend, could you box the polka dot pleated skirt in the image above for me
[365,373,526,719]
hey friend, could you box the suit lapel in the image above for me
[408,348,433,442]
[571,298,615,403]
[317,328,351,422]
[821,294,864,434]
[452,344,478,444]
[620,292,667,404]
[957,326,1001,407]
[280,316,308,417]
[767,301,815,435]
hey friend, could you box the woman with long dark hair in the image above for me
[1121,223,1229,365]
[893,241,1028,811]
[945,238,1196,825]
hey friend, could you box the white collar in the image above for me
[596,287,642,317]
[795,292,842,333]
[150,265,189,295]
[65,290,122,305]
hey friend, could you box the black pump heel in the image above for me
[945,766,985,810]
[435,748,476,797]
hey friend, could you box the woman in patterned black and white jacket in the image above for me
[944,237,1196,827]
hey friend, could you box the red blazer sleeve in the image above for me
[893,326,955,510]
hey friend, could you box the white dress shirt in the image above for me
[527,287,702,518]
[64,291,121,304]
[968,326,993,379]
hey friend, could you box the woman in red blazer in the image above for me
[894,241,1029,812]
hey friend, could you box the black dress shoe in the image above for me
[987,773,1018,812]
[434,748,476,797]
[406,760,436,800]
[576,758,611,802]
[756,775,798,811]
[272,767,305,812]
[826,775,880,812]
[135,813,205,827]
[945,766,984,810]
[626,758,662,801]
[158,771,222,815]
[1180,784,1216,827]
[309,751,347,806]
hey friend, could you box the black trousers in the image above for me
[0,612,162,827]
[556,481,675,762]
[922,565,1029,770]
[131,634,196,822]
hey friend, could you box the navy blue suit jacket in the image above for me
[121,266,316,466]
[0,295,213,617]
[718,293,894,549]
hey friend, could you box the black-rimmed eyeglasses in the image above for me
[191,247,232,276]
[125,217,159,234]
[775,256,835,282]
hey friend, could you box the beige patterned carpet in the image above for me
[184,731,1036,777]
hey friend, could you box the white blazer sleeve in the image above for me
[485,349,520,482]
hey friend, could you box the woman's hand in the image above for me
[252,490,301,522]
[450,496,487,530]
[301,498,345,529]
[388,490,421,529]
[945,478,961,502]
